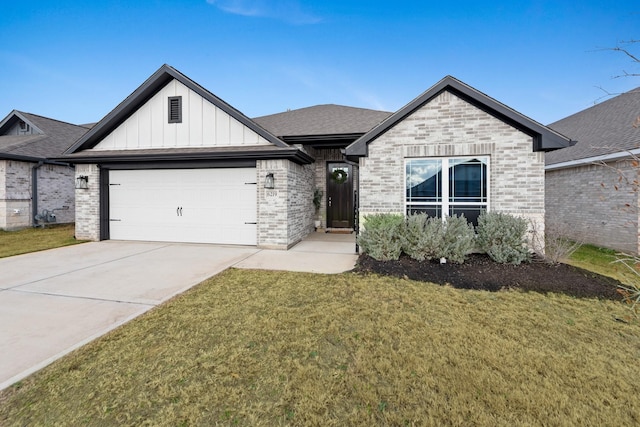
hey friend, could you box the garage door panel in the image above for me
[109,169,257,245]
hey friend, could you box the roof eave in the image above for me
[55,148,315,165]
[0,152,70,165]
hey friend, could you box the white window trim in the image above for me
[404,156,490,221]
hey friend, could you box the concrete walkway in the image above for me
[0,233,358,390]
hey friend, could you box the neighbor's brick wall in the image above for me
[546,160,639,254]
[0,160,31,229]
[257,159,315,249]
[359,90,546,239]
[36,163,75,224]
[75,164,101,241]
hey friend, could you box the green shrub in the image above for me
[477,211,530,265]
[440,214,476,264]
[401,213,444,261]
[357,213,404,261]
[401,213,474,264]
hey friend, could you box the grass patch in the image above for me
[568,244,638,286]
[0,224,85,258]
[1,269,638,426]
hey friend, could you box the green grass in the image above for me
[1,269,638,426]
[568,244,638,286]
[0,224,85,258]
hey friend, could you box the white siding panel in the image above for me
[125,113,138,148]
[189,92,204,146]
[162,81,178,148]
[150,93,163,146]
[176,82,190,146]
[137,102,152,148]
[216,108,230,145]
[92,79,272,151]
[202,101,216,144]
[230,118,244,144]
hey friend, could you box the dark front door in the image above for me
[326,162,354,229]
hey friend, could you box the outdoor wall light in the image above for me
[75,175,89,190]
[264,173,275,189]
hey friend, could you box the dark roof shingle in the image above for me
[253,104,392,137]
[0,111,90,161]
[546,87,640,165]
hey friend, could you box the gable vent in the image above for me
[168,96,182,123]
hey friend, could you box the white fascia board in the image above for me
[545,148,640,171]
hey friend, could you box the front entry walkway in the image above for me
[235,231,358,274]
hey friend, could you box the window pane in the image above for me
[449,158,487,203]
[406,159,441,203]
[449,206,484,227]
[407,205,442,219]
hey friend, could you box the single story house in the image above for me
[0,111,90,229]
[546,87,640,254]
[61,64,571,249]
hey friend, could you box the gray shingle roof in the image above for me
[253,104,392,137]
[546,87,640,165]
[0,111,90,161]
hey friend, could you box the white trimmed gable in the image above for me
[92,79,271,151]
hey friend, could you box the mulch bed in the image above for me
[355,253,624,300]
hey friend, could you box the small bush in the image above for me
[401,213,444,261]
[543,222,583,264]
[477,212,530,265]
[358,213,404,261]
[440,215,476,264]
[401,213,475,264]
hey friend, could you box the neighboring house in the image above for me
[546,87,640,254]
[62,65,570,249]
[0,111,90,229]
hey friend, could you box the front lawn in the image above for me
[1,269,638,426]
[0,224,84,258]
[567,243,639,286]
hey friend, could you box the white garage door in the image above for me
[109,168,257,245]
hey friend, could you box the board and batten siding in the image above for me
[92,79,271,150]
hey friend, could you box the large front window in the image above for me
[406,157,489,225]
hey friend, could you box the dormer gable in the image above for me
[0,111,45,136]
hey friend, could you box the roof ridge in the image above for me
[17,111,90,129]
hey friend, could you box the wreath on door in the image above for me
[331,169,348,184]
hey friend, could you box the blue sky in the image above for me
[1,1,638,126]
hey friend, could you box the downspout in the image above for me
[32,161,44,226]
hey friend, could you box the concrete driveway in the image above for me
[0,241,260,390]
[0,234,358,390]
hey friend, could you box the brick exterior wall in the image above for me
[359,90,546,245]
[74,164,101,241]
[36,163,75,224]
[0,160,31,229]
[0,160,75,229]
[257,159,315,249]
[546,160,639,254]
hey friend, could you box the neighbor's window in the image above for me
[406,156,489,225]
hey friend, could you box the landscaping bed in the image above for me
[355,253,624,300]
